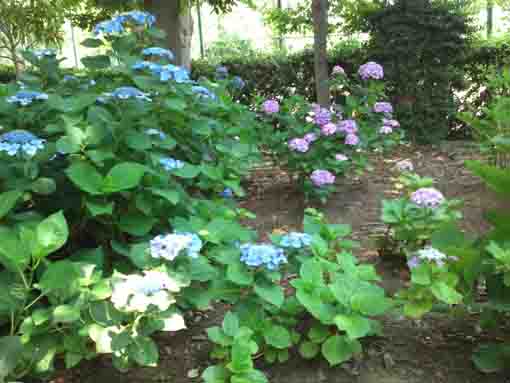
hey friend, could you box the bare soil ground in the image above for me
[65,141,510,383]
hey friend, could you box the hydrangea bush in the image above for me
[259,62,404,202]
[0,11,263,380]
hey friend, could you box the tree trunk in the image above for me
[144,0,194,69]
[312,0,330,107]
[487,0,494,38]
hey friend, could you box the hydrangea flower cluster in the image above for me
[145,128,166,140]
[335,153,349,162]
[289,138,309,153]
[410,187,445,208]
[304,133,318,143]
[383,118,400,128]
[395,159,414,172]
[345,133,360,146]
[408,247,457,269]
[215,66,229,80]
[102,86,151,102]
[94,11,156,35]
[240,243,287,270]
[192,86,217,100]
[142,47,174,61]
[220,188,234,198]
[262,99,280,114]
[32,48,56,59]
[132,61,190,83]
[337,119,358,134]
[314,108,332,126]
[321,122,337,136]
[358,61,384,80]
[379,126,393,135]
[6,90,49,106]
[111,271,180,312]
[310,169,335,187]
[374,102,393,114]
[332,65,345,75]
[159,157,184,171]
[230,76,246,90]
[150,233,203,261]
[279,232,313,249]
[0,130,45,157]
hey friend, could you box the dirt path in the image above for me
[65,142,510,383]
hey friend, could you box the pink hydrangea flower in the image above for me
[262,99,279,114]
[288,138,309,153]
[332,65,345,75]
[383,118,400,128]
[321,123,337,136]
[335,154,348,162]
[310,170,335,187]
[345,134,360,146]
[314,108,331,126]
[337,119,358,134]
[358,62,384,80]
[379,126,393,135]
[304,133,318,143]
[410,188,445,209]
[373,102,393,114]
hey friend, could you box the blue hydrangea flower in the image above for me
[119,11,156,27]
[33,48,57,59]
[171,66,191,83]
[142,47,175,61]
[220,188,234,198]
[240,243,287,271]
[230,76,246,90]
[215,66,229,80]
[6,91,49,106]
[159,157,184,171]
[94,18,124,35]
[192,86,217,100]
[94,11,155,36]
[102,86,151,102]
[150,233,202,261]
[279,232,313,249]
[145,128,166,140]
[0,130,45,157]
[63,75,78,82]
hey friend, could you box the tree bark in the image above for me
[487,0,494,38]
[312,0,330,107]
[144,0,194,69]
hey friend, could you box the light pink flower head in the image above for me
[262,99,279,114]
[379,126,393,135]
[304,133,318,143]
[288,138,309,153]
[310,170,335,187]
[332,65,345,75]
[337,119,358,134]
[345,134,360,146]
[335,154,348,162]
[321,123,337,136]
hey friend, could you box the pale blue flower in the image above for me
[240,243,287,270]
[220,188,234,198]
[102,86,151,102]
[159,157,184,171]
[119,11,156,27]
[0,130,45,157]
[230,76,245,90]
[150,233,202,261]
[142,47,174,61]
[33,48,57,59]
[215,66,229,80]
[145,128,166,140]
[6,91,48,106]
[279,232,313,249]
[94,18,124,35]
[192,86,217,100]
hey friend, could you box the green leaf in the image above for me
[403,300,433,318]
[227,263,254,286]
[39,261,81,300]
[350,286,391,316]
[34,211,69,258]
[81,38,104,48]
[231,370,268,383]
[173,164,200,179]
[102,162,146,193]
[410,265,431,285]
[299,341,320,359]
[53,305,81,323]
[127,243,154,269]
[66,161,104,195]
[334,315,372,340]
[130,337,159,367]
[0,336,23,382]
[308,325,330,343]
[222,311,240,337]
[149,188,180,205]
[202,365,229,383]
[118,212,156,236]
[207,326,232,347]
[0,190,22,219]
[430,282,463,305]
[228,339,253,373]
[86,199,114,217]
[321,335,361,366]
[81,55,111,70]
[0,227,30,272]
[31,178,57,195]
[264,325,292,349]
[473,343,510,373]
[254,281,284,307]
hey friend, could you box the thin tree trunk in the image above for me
[312,0,330,107]
[144,0,193,69]
[487,0,494,38]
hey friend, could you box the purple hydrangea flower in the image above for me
[332,65,345,75]
[358,62,384,80]
[314,108,331,126]
[304,133,318,143]
[337,119,358,134]
[374,102,393,114]
[310,170,335,187]
[240,243,287,270]
[262,99,279,114]
[345,134,360,146]
[383,118,400,128]
[410,188,445,208]
[289,138,310,153]
[415,247,448,267]
[321,122,337,136]
[379,126,393,135]
[335,154,348,162]
[407,256,421,269]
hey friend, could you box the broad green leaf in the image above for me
[53,305,81,323]
[227,263,254,286]
[0,336,24,382]
[222,311,240,337]
[403,300,433,318]
[231,370,268,383]
[81,55,111,70]
[263,325,292,349]
[299,341,320,359]
[127,243,154,269]
[118,212,156,236]
[130,337,159,367]
[102,162,146,193]
[410,265,431,285]
[430,282,463,305]
[31,178,57,195]
[228,339,253,373]
[473,343,510,373]
[207,326,232,346]
[39,261,81,300]
[34,211,69,258]
[173,164,200,179]
[66,161,104,195]
[0,190,22,219]
[202,365,229,383]
[254,281,284,307]
[321,335,361,366]
[86,199,114,216]
[0,227,30,272]
[81,38,104,48]
[334,314,372,340]
[149,188,180,205]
